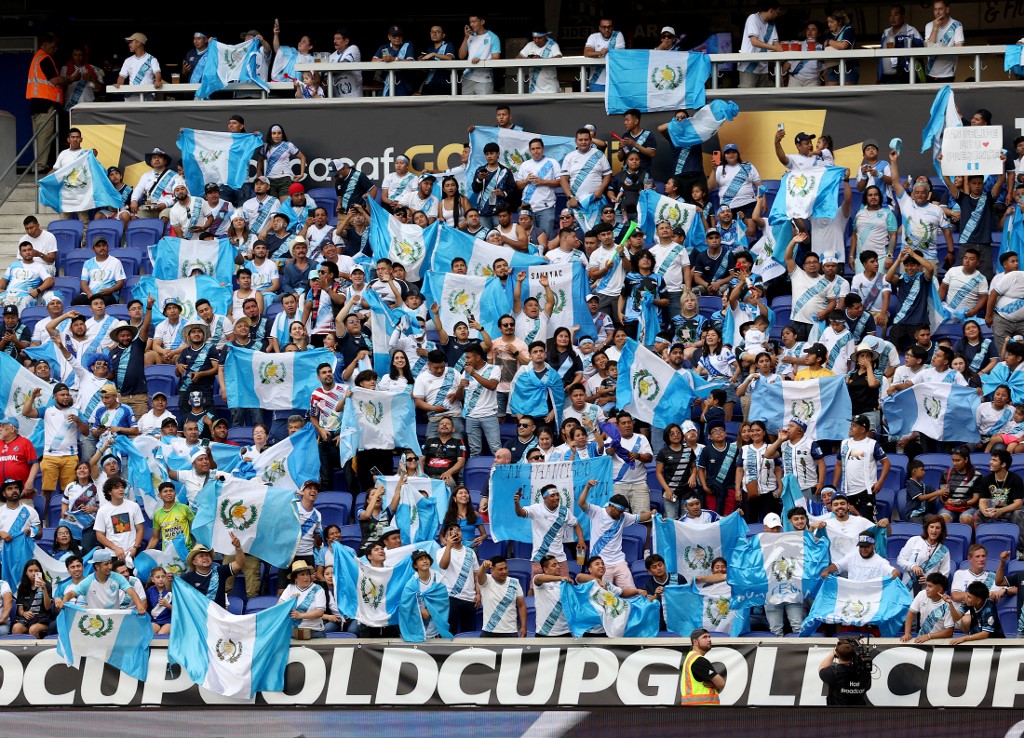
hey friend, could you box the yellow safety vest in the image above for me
[679,650,721,705]
[26,49,63,104]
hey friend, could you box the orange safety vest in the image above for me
[679,650,721,705]
[26,49,63,104]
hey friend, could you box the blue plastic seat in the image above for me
[48,220,84,271]
[85,219,125,248]
[125,218,165,251]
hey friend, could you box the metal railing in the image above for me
[103,44,1017,99]
[0,108,58,214]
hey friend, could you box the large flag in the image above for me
[132,276,232,325]
[560,580,661,638]
[652,512,746,581]
[112,434,164,515]
[768,167,847,224]
[248,422,321,491]
[727,531,831,609]
[331,542,414,625]
[489,457,614,542]
[177,128,263,194]
[195,38,271,100]
[170,577,294,699]
[882,382,981,443]
[467,126,576,180]
[800,576,913,637]
[38,150,123,212]
[33,544,73,587]
[1005,45,1024,76]
[133,536,190,585]
[56,605,153,681]
[223,346,337,412]
[508,364,566,425]
[0,352,52,454]
[24,342,76,389]
[377,475,448,546]
[513,262,597,341]
[748,376,853,440]
[749,222,790,282]
[605,50,711,114]
[337,387,421,467]
[363,287,422,377]
[191,476,301,568]
[149,236,238,285]
[0,509,35,593]
[615,338,716,426]
[721,300,776,350]
[662,582,749,637]
[666,99,740,148]
[637,191,706,248]
[367,199,438,281]
[423,271,510,340]
[398,577,453,641]
[920,85,961,180]
[431,223,547,276]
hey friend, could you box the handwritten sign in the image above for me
[940,125,1004,176]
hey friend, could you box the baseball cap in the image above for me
[151,391,168,401]
[788,417,807,432]
[0,416,19,430]
[125,32,148,44]
[92,549,114,563]
[681,420,698,435]
[301,479,320,490]
[851,414,871,430]
[586,293,598,302]
[388,25,403,35]
[204,182,220,193]
[106,165,122,176]
[723,143,739,153]
[2,306,17,316]
[862,138,879,152]
[803,343,827,359]
[99,382,118,395]
[794,132,815,144]
[254,175,270,185]
[857,533,875,547]
[763,513,783,529]
[660,26,676,36]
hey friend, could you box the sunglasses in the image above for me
[601,209,614,214]
[500,322,515,328]
[661,33,674,39]
[518,422,532,428]
[560,215,573,219]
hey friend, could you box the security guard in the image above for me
[680,628,725,705]
[26,33,69,171]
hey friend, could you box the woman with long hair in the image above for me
[259,123,307,200]
[897,515,951,591]
[61,460,99,551]
[936,446,983,526]
[12,560,51,637]
[618,249,668,344]
[655,422,701,520]
[442,485,486,547]
[546,326,584,391]
[822,10,858,85]
[51,524,82,561]
[438,175,471,228]
[738,420,780,522]
[695,325,740,420]
[850,185,896,271]
[707,143,761,216]
[378,349,415,393]
[226,211,256,257]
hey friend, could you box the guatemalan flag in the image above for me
[367,199,438,281]
[431,223,547,276]
[0,352,52,454]
[57,605,153,681]
[467,126,576,180]
[377,475,448,546]
[363,287,422,377]
[332,542,414,627]
[112,434,164,515]
[800,576,913,637]
[195,38,270,100]
[0,507,35,593]
[921,85,961,180]
[752,221,791,281]
[271,46,310,82]
[191,476,301,568]
[768,167,847,224]
[748,376,853,440]
[132,276,232,326]
[665,99,739,148]
[223,346,337,411]
[248,422,321,492]
[1005,45,1024,77]
[560,580,661,638]
[662,582,749,637]
[150,236,237,285]
[508,365,566,426]
[882,382,981,443]
[176,129,263,194]
[38,150,123,213]
[605,50,711,114]
[170,577,294,699]
[24,341,75,389]
[337,387,421,467]
[399,575,453,642]
[727,530,831,609]
[513,262,597,340]
[133,536,190,585]
[652,512,746,582]
[982,362,1024,405]
[33,544,72,586]
[489,457,614,542]
[637,191,706,249]
[424,271,511,339]
[615,338,717,426]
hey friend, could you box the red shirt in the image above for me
[0,434,38,491]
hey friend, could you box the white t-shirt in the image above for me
[838,437,885,496]
[23,230,58,276]
[560,148,612,199]
[439,545,478,602]
[851,271,891,313]
[922,19,964,79]
[976,402,1016,436]
[739,12,779,74]
[898,192,949,262]
[649,242,691,293]
[136,409,173,437]
[533,576,570,635]
[516,157,562,211]
[991,271,1024,321]
[246,259,280,292]
[917,366,968,386]
[118,53,160,85]
[279,582,326,631]
[462,363,501,419]
[824,516,875,561]
[563,403,606,441]
[329,45,363,97]
[610,433,652,485]
[94,498,144,553]
[0,504,40,551]
[263,142,299,179]
[3,259,50,297]
[790,269,834,325]
[519,41,562,93]
[479,574,522,634]
[42,403,79,457]
[785,153,820,171]
[951,567,1000,595]
[909,590,954,634]
[589,244,624,297]
[522,503,579,563]
[942,267,988,313]
[585,31,625,85]
[64,572,133,609]
[586,504,639,566]
[168,197,213,239]
[811,211,850,262]
[714,162,761,209]
[835,550,894,581]
[412,368,464,417]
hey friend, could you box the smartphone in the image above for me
[711,150,722,167]
[370,466,384,479]
[777,123,785,132]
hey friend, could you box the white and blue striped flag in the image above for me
[727,530,831,609]
[133,536,190,585]
[512,262,597,341]
[721,301,776,351]
[332,542,414,625]
[195,38,270,100]
[38,150,123,213]
[489,457,614,542]
[768,167,846,224]
[467,126,576,180]
[112,434,164,515]
[748,376,853,440]
[800,575,912,637]
[605,50,711,114]
[560,580,661,638]
[0,352,51,454]
[637,190,706,248]
[223,346,337,412]
[424,271,511,340]
[662,582,749,636]
[1005,45,1024,76]
[666,99,740,148]
[176,128,263,194]
[882,382,981,443]
[33,544,72,587]
[57,605,153,681]
[248,422,321,492]
[399,577,453,641]
[750,222,790,281]
[431,223,547,276]
[378,475,448,546]
[169,577,294,699]
[24,342,75,388]
[338,387,421,467]
[150,236,237,285]
[652,511,746,582]
[615,338,716,427]
[191,476,301,568]
[363,286,422,377]
[132,276,232,325]
[921,85,961,180]
[367,199,438,281]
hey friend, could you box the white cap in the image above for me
[763,513,783,529]
[42,291,62,304]
[681,420,698,435]
[661,26,676,36]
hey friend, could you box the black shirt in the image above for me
[422,436,467,478]
[657,445,699,497]
[109,335,148,396]
[692,249,734,286]
[819,662,870,705]
[440,337,481,371]
[0,322,31,359]
[976,471,1024,511]
[688,655,719,684]
[955,192,997,244]
[177,343,218,394]
[845,370,882,415]
[644,573,686,629]
[334,171,375,212]
[338,331,371,368]
[504,434,538,464]
[182,563,232,608]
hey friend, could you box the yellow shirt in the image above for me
[794,367,836,380]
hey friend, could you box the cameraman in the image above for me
[818,639,870,705]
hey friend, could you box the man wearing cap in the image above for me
[680,628,725,704]
[167,447,220,509]
[824,533,900,581]
[0,419,39,499]
[176,321,218,413]
[278,183,316,237]
[129,147,182,221]
[793,343,835,380]
[115,32,162,101]
[22,383,84,508]
[55,548,145,613]
[399,175,440,223]
[0,241,53,312]
[182,537,246,608]
[372,25,416,96]
[147,297,186,366]
[518,30,562,94]
[775,129,822,172]
[579,483,654,588]
[136,391,172,437]
[108,296,154,419]
[765,417,825,502]
[167,182,213,240]
[88,381,138,446]
[29,292,66,346]
[834,415,890,521]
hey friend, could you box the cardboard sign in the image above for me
[941,125,1004,176]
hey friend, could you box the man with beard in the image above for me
[107,296,154,418]
[23,383,84,510]
[167,182,213,239]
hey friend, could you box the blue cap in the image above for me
[92,549,114,563]
[0,416,19,430]
[788,417,807,432]
[723,143,739,153]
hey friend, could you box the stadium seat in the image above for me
[316,491,353,528]
[245,595,279,614]
[956,558,1000,573]
[85,219,125,248]
[48,220,84,271]
[227,426,254,444]
[998,602,1018,638]
[944,523,972,563]
[975,521,1019,560]
[63,249,91,279]
[621,524,646,563]
[110,247,144,276]
[698,296,721,318]
[307,187,338,214]
[476,537,508,561]
[886,533,911,562]
[125,218,165,251]
[122,275,142,300]
[229,574,249,604]
[227,596,245,615]
[875,488,895,523]
[145,365,178,399]
[505,558,533,594]
[747,522,764,537]
[47,496,63,528]
[105,304,129,321]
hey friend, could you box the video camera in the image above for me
[838,634,878,678]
